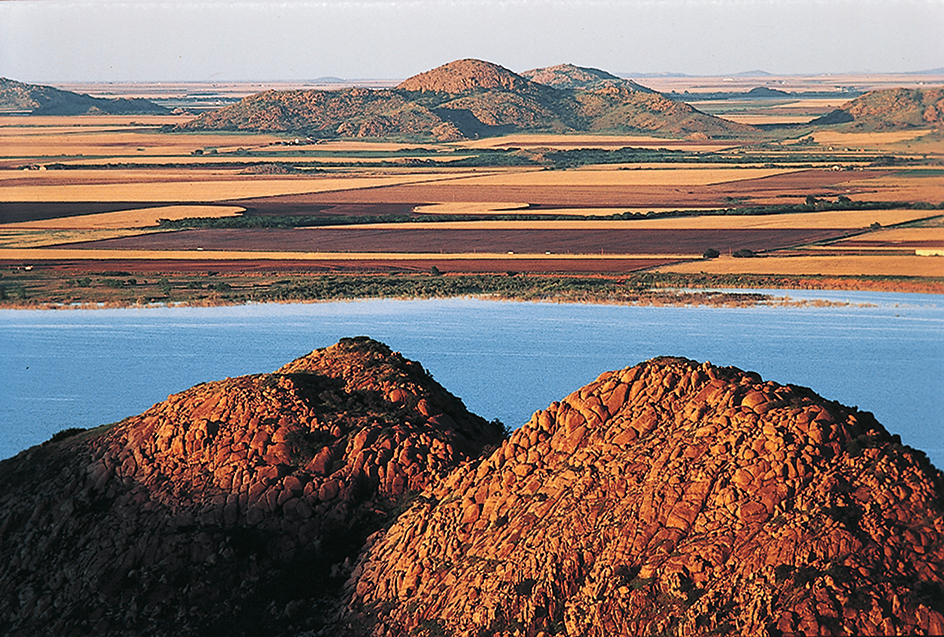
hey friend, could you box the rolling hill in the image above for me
[1,339,942,636]
[520,63,654,92]
[177,59,754,140]
[812,86,944,129]
[0,77,169,116]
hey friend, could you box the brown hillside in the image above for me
[179,87,446,138]
[4,344,934,636]
[0,337,504,636]
[179,59,752,139]
[346,357,944,636]
[812,86,944,129]
[396,59,533,93]
[522,63,655,93]
[577,86,756,136]
[0,77,169,115]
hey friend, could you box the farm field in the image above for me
[1,81,943,307]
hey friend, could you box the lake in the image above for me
[1,291,942,468]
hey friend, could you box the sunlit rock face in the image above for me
[2,344,942,636]
[346,356,944,637]
[0,337,504,636]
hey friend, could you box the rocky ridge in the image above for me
[178,58,752,140]
[1,343,942,636]
[397,59,535,94]
[520,63,654,93]
[0,337,504,636]
[0,77,169,116]
[812,86,944,129]
[345,357,944,636]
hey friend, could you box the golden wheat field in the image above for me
[656,255,944,277]
[845,173,944,203]
[827,226,944,247]
[0,171,488,202]
[808,130,935,148]
[352,209,940,231]
[456,133,740,152]
[0,228,163,249]
[442,166,802,188]
[5,205,245,229]
[0,117,292,162]
[1,107,943,286]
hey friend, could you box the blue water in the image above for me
[1,292,942,468]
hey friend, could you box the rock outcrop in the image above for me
[178,59,752,139]
[521,63,654,93]
[811,86,944,129]
[345,357,944,636]
[2,345,942,636]
[0,337,504,636]
[0,77,169,115]
[397,59,534,94]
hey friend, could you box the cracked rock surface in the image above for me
[0,337,503,636]
[1,345,942,637]
[345,357,944,636]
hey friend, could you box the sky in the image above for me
[1,0,942,82]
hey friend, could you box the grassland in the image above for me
[2,79,943,308]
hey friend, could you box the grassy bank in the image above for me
[2,268,941,310]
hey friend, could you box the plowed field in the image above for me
[259,169,892,208]
[56,227,849,256]
[3,257,676,275]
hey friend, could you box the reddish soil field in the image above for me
[0,170,895,224]
[232,201,417,218]
[489,140,736,148]
[3,257,677,275]
[241,169,891,209]
[0,202,174,224]
[835,239,944,248]
[57,227,853,255]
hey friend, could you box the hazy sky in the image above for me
[1,0,942,82]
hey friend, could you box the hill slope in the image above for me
[178,59,752,140]
[811,86,944,129]
[0,77,169,115]
[0,337,504,636]
[346,356,944,636]
[521,63,654,93]
[2,344,941,636]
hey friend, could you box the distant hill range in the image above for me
[669,85,862,102]
[178,59,755,140]
[0,77,169,116]
[812,86,944,129]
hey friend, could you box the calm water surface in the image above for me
[1,291,942,467]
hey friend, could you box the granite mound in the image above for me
[1,345,942,636]
[345,356,944,636]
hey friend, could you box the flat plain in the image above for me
[1,73,943,306]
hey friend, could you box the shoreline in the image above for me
[1,268,941,311]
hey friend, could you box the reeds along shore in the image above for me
[2,270,941,311]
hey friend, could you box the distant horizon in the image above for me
[2,0,942,85]
[13,63,944,87]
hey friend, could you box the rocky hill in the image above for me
[521,63,654,93]
[344,356,944,636]
[2,343,942,636]
[178,59,752,140]
[811,86,944,129]
[398,58,535,94]
[0,337,504,636]
[0,77,169,115]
